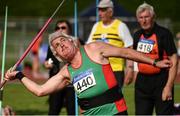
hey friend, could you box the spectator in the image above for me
[176,32,180,76]
[2,105,16,116]
[31,30,43,76]
[176,32,180,57]
[44,20,75,115]
[86,0,134,88]
[133,2,178,115]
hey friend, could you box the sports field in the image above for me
[2,82,180,115]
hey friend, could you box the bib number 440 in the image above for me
[74,74,96,93]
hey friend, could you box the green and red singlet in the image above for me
[68,47,127,115]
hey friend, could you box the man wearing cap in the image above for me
[5,31,171,115]
[86,0,134,89]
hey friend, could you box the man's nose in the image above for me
[60,44,64,47]
[141,17,145,21]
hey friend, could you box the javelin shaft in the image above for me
[1,6,8,89]
[0,0,66,89]
[15,0,65,68]
[0,6,8,115]
[14,18,52,68]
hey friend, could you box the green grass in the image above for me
[2,83,180,115]
[2,83,49,115]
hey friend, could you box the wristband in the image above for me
[153,59,159,67]
[15,72,25,80]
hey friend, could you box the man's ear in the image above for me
[69,39,74,43]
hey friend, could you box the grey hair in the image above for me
[48,30,78,62]
[136,2,155,17]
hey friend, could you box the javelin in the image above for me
[0,6,8,114]
[0,6,8,90]
[0,0,66,89]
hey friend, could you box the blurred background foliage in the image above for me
[0,0,180,21]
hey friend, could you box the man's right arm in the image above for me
[5,65,70,97]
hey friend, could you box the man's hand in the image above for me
[124,68,134,85]
[124,58,134,85]
[44,58,53,69]
[5,68,19,81]
[162,85,172,101]
[156,59,172,68]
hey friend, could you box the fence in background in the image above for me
[0,17,177,70]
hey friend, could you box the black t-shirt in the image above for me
[133,23,177,58]
[45,46,60,77]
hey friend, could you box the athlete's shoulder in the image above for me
[86,41,105,50]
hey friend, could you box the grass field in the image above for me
[2,83,180,115]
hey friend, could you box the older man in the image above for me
[87,0,134,88]
[5,31,171,115]
[132,2,178,115]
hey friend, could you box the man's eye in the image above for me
[55,43,60,48]
[61,38,65,42]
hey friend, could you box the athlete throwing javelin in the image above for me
[5,31,171,115]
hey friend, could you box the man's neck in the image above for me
[102,18,114,26]
[70,49,81,68]
[144,22,155,34]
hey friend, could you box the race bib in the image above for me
[100,33,109,43]
[73,69,96,93]
[137,39,154,53]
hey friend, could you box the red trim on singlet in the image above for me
[83,46,118,88]
[115,98,128,112]
[102,64,127,112]
[102,64,117,89]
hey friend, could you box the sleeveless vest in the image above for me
[68,47,127,115]
[137,34,167,74]
[92,19,124,71]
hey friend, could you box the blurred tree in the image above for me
[117,0,180,21]
[0,0,179,21]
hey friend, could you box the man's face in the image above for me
[51,37,76,61]
[98,8,112,22]
[137,10,154,31]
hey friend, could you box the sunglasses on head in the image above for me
[55,26,67,31]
